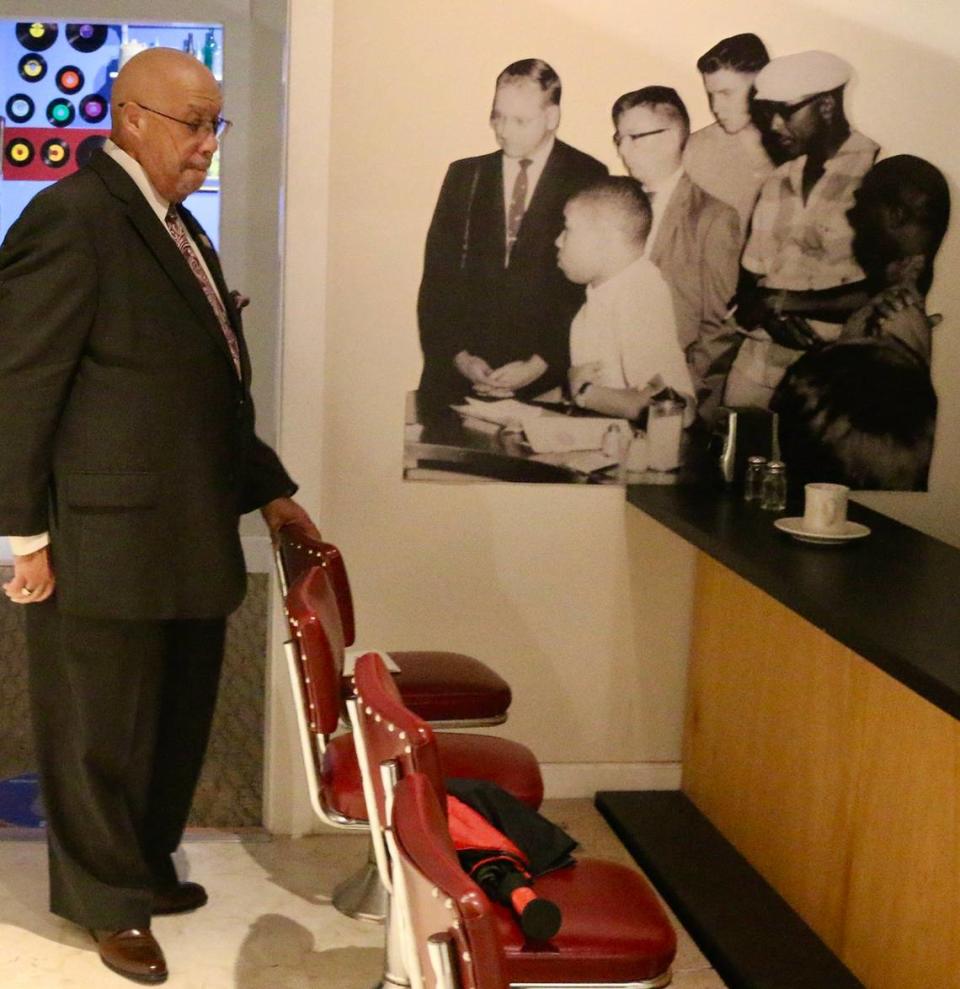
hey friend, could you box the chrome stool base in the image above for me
[332,845,388,922]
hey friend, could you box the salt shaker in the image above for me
[760,460,788,512]
[744,456,767,502]
[602,422,630,462]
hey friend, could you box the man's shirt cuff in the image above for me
[7,533,50,556]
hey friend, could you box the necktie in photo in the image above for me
[165,206,242,378]
[505,157,532,263]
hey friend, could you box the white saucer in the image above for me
[774,517,871,545]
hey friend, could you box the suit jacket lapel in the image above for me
[510,141,564,263]
[468,153,505,269]
[649,173,690,267]
[87,152,240,375]
[178,205,242,334]
[177,204,249,383]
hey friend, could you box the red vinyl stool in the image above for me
[284,565,541,924]
[276,523,511,726]
[350,652,676,989]
[392,772,677,989]
[348,651,544,989]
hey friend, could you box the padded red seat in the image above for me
[390,651,510,723]
[494,858,676,983]
[321,730,543,822]
[277,524,511,725]
[393,772,677,989]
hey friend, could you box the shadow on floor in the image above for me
[0,846,92,952]
[241,833,370,906]
[235,914,383,989]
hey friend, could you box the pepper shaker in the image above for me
[760,460,788,512]
[744,456,767,502]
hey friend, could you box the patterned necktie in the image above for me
[505,157,532,263]
[165,206,242,378]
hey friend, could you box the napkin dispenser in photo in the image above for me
[712,407,780,486]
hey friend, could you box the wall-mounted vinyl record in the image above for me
[41,138,71,168]
[5,94,35,124]
[5,138,35,168]
[47,98,76,127]
[16,22,58,52]
[79,94,108,124]
[18,54,47,83]
[66,23,109,54]
[56,66,85,94]
[76,134,107,168]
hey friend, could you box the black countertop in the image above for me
[627,484,960,722]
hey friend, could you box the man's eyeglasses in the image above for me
[613,127,669,148]
[753,92,822,123]
[119,101,232,139]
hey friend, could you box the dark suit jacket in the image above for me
[417,139,607,406]
[0,151,295,620]
[648,173,742,419]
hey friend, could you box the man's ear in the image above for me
[546,103,561,133]
[115,102,143,143]
[816,92,836,124]
[884,201,908,230]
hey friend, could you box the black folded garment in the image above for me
[445,777,578,940]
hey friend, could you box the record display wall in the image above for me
[1,20,224,244]
[2,21,117,183]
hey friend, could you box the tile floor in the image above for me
[0,799,727,988]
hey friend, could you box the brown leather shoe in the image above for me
[91,928,168,984]
[152,880,208,915]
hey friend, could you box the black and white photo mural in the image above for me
[403,30,950,490]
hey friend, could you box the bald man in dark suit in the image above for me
[0,48,315,983]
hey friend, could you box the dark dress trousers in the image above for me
[0,151,296,928]
[417,140,607,408]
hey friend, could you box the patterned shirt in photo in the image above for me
[741,130,880,291]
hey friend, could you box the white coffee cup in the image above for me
[803,482,849,534]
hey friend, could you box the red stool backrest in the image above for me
[284,565,346,737]
[277,524,357,646]
[392,773,507,989]
[351,651,447,828]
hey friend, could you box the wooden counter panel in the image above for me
[840,669,960,988]
[682,553,959,989]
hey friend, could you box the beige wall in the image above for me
[273,0,960,828]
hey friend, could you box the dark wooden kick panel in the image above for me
[595,791,864,989]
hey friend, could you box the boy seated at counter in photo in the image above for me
[555,176,696,422]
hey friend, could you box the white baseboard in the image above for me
[540,762,682,799]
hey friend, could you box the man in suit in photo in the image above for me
[613,86,742,423]
[0,48,316,984]
[417,58,607,410]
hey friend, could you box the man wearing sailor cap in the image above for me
[724,50,880,409]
